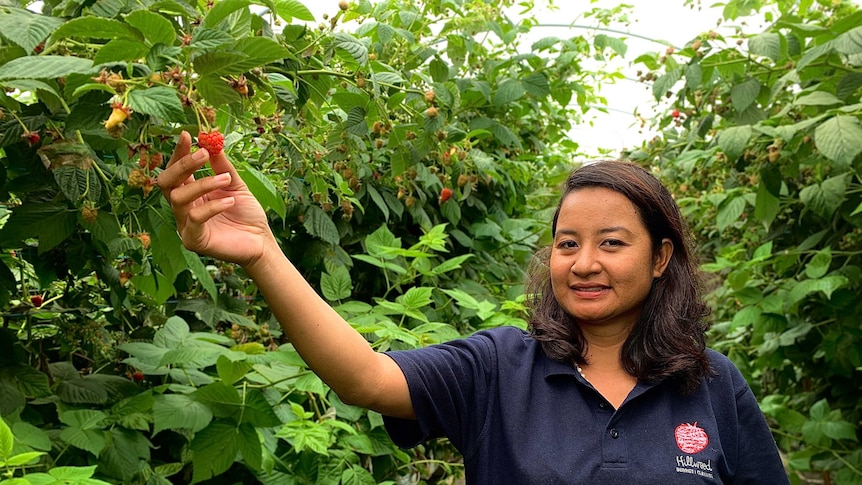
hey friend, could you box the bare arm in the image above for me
[158,132,414,419]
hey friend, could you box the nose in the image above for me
[571,246,601,276]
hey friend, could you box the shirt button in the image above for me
[598,402,607,409]
[609,428,619,439]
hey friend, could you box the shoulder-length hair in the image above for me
[527,160,711,393]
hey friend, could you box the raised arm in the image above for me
[158,132,413,419]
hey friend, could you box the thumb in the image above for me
[207,149,244,188]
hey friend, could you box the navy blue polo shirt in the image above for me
[383,326,788,484]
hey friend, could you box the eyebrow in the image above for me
[554,227,635,237]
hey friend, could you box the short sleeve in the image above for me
[382,330,501,452]
[731,382,789,484]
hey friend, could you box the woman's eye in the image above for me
[603,239,624,247]
[557,240,577,249]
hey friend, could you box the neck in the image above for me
[580,322,632,371]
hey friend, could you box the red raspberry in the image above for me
[30,295,43,308]
[197,129,224,154]
[131,371,144,382]
[439,187,453,204]
[671,109,681,118]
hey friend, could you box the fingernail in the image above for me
[214,173,230,183]
[192,150,207,162]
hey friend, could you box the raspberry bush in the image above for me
[0,0,627,482]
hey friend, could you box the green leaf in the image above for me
[93,39,150,64]
[59,426,105,456]
[717,195,746,232]
[2,450,43,466]
[799,174,849,220]
[730,78,761,112]
[189,28,234,50]
[794,91,842,106]
[190,420,239,483]
[493,78,525,107]
[276,420,332,455]
[302,205,340,245]
[203,0,252,28]
[652,69,681,99]
[429,58,449,83]
[0,55,93,81]
[594,34,627,56]
[399,287,433,310]
[195,74,242,107]
[216,354,253,385]
[805,248,832,279]
[342,464,376,485]
[748,33,781,61]
[334,32,368,65]
[231,37,291,72]
[814,116,862,168]
[49,465,99,481]
[273,0,315,21]
[124,10,176,46]
[0,7,64,53]
[0,417,12,459]
[192,51,251,76]
[717,125,752,160]
[152,394,213,435]
[53,166,101,205]
[321,265,353,301]
[835,25,862,55]
[237,163,286,219]
[128,86,186,123]
[754,182,780,227]
[235,423,262,471]
[50,17,143,42]
[522,72,551,97]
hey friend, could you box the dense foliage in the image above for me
[0,0,626,483]
[631,0,862,482]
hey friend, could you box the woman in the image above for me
[158,133,788,483]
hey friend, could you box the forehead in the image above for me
[556,187,644,230]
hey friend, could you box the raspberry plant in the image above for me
[0,0,627,482]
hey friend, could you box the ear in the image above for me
[653,238,673,278]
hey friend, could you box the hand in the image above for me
[157,131,276,267]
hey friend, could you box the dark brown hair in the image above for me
[527,160,711,393]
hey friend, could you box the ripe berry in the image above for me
[197,129,224,154]
[131,371,144,382]
[137,233,151,250]
[671,109,680,118]
[22,131,40,146]
[439,187,453,204]
[30,295,43,308]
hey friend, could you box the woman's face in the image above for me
[550,187,673,332]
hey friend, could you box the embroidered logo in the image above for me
[674,421,709,454]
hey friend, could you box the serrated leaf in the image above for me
[0,417,12,458]
[794,91,842,106]
[235,423,262,471]
[158,346,222,368]
[731,78,761,112]
[202,0,251,28]
[429,57,448,83]
[0,55,93,81]
[805,248,832,279]
[652,69,681,99]
[754,182,779,227]
[334,32,368,65]
[321,265,352,301]
[59,427,105,456]
[124,10,176,46]
[522,72,550,97]
[748,33,781,61]
[152,394,212,435]
[231,37,290,71]
[717,195,746,232]
[799,174,849,220]
[493,78,525,107]
[50,17,142,42]
[717,125,752,160]
[814,116,862,168]
[302,205,339,245]
[191,420,239,483]
[52,166,101,205]
[835,25,862,55]
[192,50,250,76]
[237,163,286,219]
[93,39,150,64]
[216,354,253,385]
[273,0,314,21]
[128,86,185,122]
[190,28,234,50]
[0,8,64,53]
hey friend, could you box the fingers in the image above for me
[168,131,192,167]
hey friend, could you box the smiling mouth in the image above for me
[571,285,608,292]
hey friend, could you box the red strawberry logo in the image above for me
[197,129,224,155]
[675,422,709,454]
